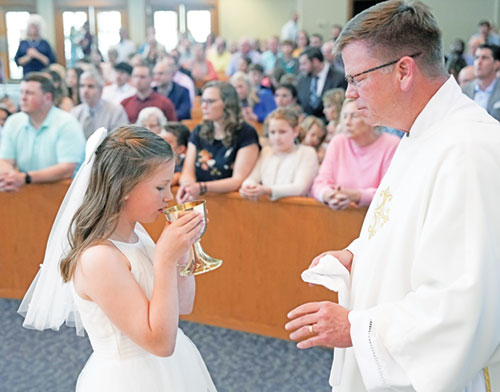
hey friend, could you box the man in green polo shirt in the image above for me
[0,72,85,192]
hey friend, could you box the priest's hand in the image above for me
[285,301,352,349]
[309,249,353,273]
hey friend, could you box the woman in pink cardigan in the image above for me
[311,99,400,209]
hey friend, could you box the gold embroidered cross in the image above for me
[368,187,392,240]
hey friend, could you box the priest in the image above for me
[285,1,500,391]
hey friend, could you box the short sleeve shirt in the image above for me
[0,106,86,172]
[189,122,260,181]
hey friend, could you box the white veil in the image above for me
[18,128,108,336]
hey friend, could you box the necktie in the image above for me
[309,76,319,109]
[83,109,95,139]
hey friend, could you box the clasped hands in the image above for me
[239,181,269,201]
[26,47,43,60]
[324,186,361,210]
[285,249,353,349]
[0,171,25,192]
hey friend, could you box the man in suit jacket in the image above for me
[296,47,347,119]
[462,44,500,121]
[153,59,192,120]
[71,70,129,139]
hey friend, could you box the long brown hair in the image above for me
[60,126,173,282]
[199,81,243,148]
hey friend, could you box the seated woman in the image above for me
[230,71,277,123]
[322,88,345,144]
[311,99,401,210]
[135,107,168,136]
[299,116,327,163]
[292,30,309,58]
[162,122,190,186]
[184,44,218,90]
[274,83,304,120]
[46,67,74,112]
[65,67,83,106]
[238,56,252,74]
[177,81,260,203]
[240,108,318,201]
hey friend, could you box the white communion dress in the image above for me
[72,226,217,391]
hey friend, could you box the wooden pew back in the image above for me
[0,184,366,339]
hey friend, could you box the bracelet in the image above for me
[199,182,207,195]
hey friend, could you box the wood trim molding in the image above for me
[54,10,66,67]
[54,0,126,7]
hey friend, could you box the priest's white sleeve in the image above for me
[348,310,413,390]
[348,311,488,392]
[345,238,360,257]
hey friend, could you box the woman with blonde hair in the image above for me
[177,81,260,203]
[311,99,400,209]
[230,71,276,123]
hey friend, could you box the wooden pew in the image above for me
[191,96,202,120]
[181,118,201,131]
[0,184,366,339]
[248,120,264,136]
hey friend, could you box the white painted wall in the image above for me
[218,0,500,49]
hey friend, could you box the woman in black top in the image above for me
[177,81,260,203]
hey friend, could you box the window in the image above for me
[6,11,30,80]
[62,11,88,66]
[154,11,179,51]
[96,11,121,58]
[186,10,211,43]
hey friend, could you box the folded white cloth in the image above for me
[301,254,351,387]
[301,254,350,307]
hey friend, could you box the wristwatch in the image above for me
[24,171,32,184]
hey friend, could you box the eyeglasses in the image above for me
[345,52,421,87]
[201,98,221,105]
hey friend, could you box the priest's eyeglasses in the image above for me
[345,52,421,88]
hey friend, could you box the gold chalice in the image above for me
[163,200,223,276]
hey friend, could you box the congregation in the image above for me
[1,11,499,211]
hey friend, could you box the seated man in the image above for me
[0,72,85,192]
[162,54,196,106]
[153,59,191,120]
[462,44,500,121]
[71,70,129,139]
[296,47,347,119]
[121,63,177,123]
[101,62,137,105]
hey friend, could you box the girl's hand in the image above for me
[156,211,204,265]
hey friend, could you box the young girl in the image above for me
[239,108,318,201]
[299,115,327,163]
[19,126,216,391]
[322,88,345,144]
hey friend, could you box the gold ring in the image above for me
[308,325,314,334]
